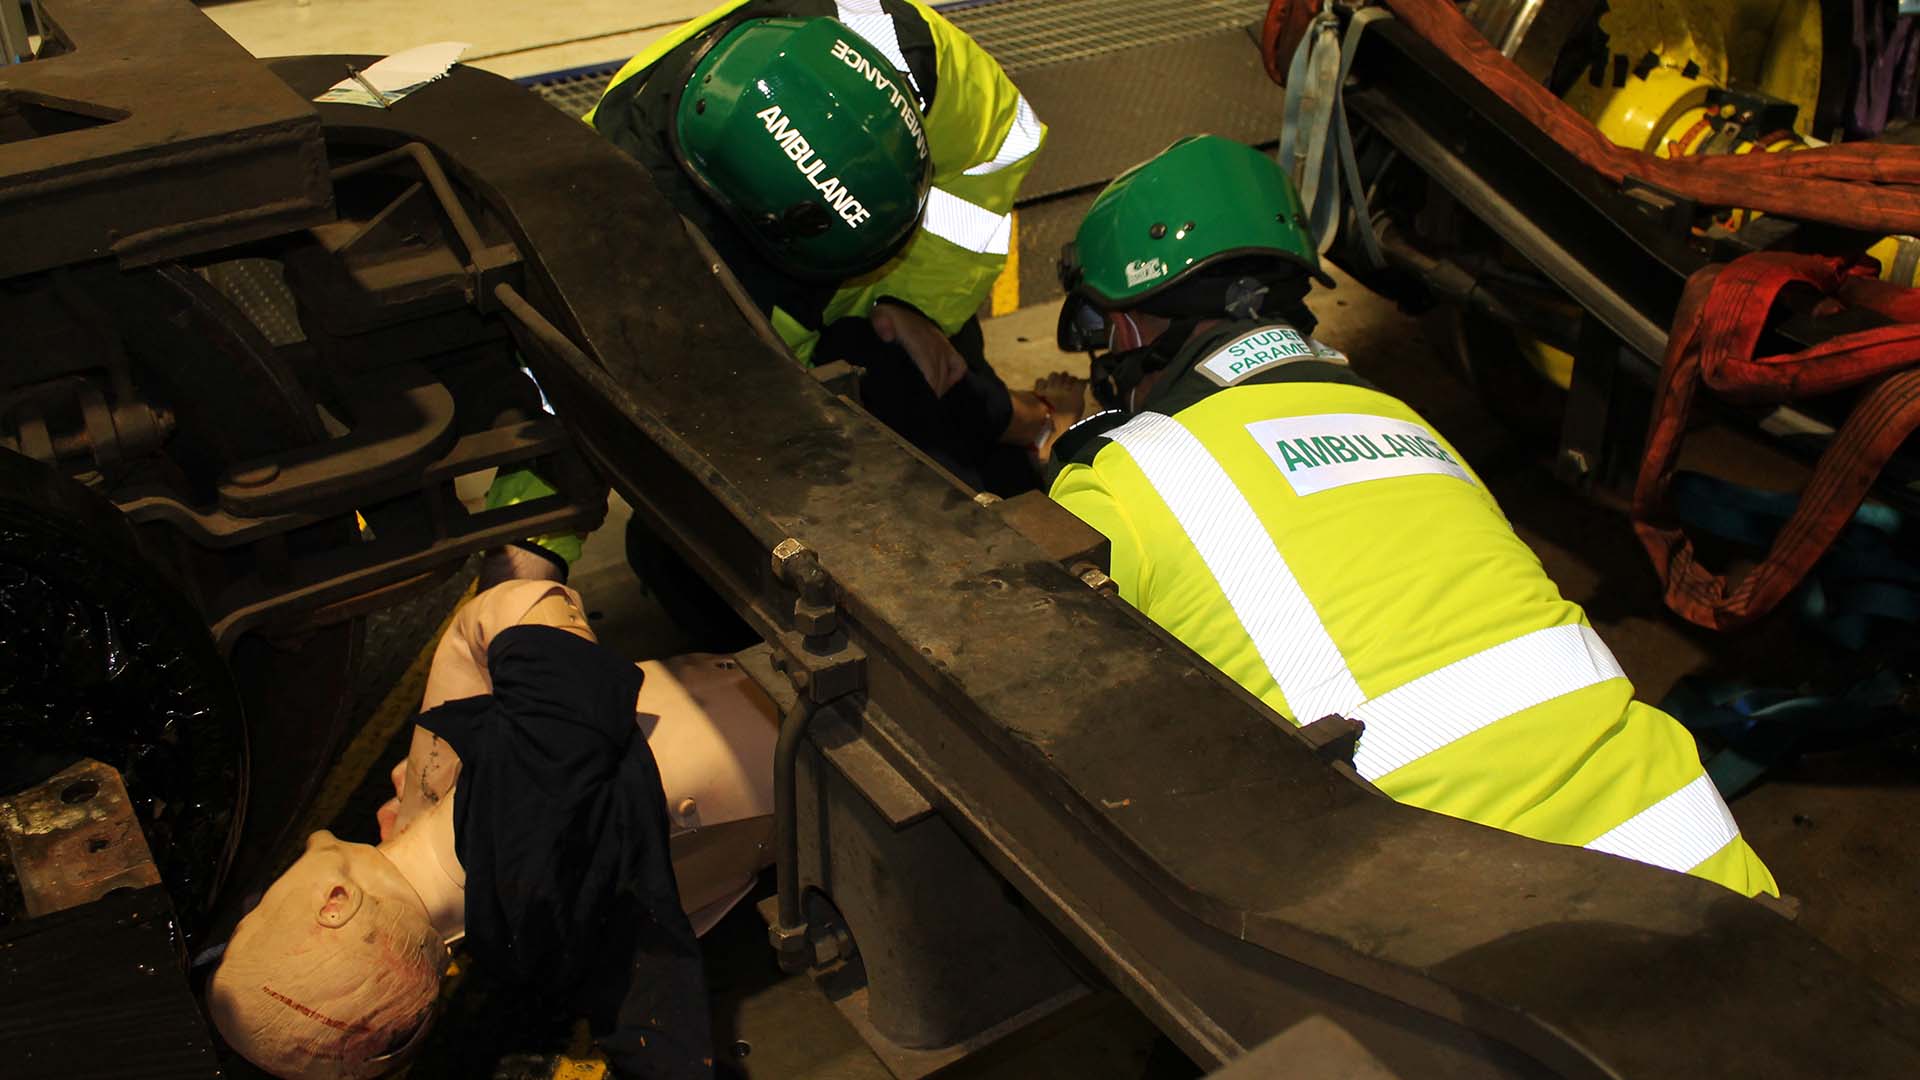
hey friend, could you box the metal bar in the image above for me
[771,690,819,972]
[1344,16,1856,485]
[1,0,33,64]
[1346,84,1669,362]
[332,143,489,265]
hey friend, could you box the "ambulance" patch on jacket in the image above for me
[1246,413,1473,496]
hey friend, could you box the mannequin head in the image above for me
[208,830,447,1079]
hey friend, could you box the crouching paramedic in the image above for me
[586,0,1057,493]
[206,552,779,1078]
[1045,135,1776,897]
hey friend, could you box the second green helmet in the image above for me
[675,17,932,281]
[1058,135,1331,346]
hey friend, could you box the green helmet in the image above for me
[1057,135,1330,349]
[674,17,932,281]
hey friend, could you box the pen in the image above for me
[344,64,391,110]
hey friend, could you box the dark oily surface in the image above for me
[0,886,220,1079]
[0,452,244,936]
[269,58,1920,1075]
[0,0,331,274]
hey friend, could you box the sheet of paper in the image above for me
[315,41,470,108]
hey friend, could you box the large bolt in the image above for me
[793,598,837,637]
[768,920,809,974]
[771,537,807,579]
[1071,561,1114,593]
[809,922,854,967]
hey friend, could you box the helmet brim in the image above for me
[1075,245,1334,312]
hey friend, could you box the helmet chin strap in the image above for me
[1088,317,1205,413]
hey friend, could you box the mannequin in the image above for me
[209,565,777,1079]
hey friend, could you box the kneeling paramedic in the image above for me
[1047,135,1777,897]
[207,549,779,1078]
[587,0,1060,494]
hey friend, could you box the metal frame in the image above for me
[1340,16,1895,498]
[258,55,1920,1076]
[0,0,333,274]
[3,2,1915,1070]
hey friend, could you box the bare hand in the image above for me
[872,302,967,396]
[1034,372,1089,424]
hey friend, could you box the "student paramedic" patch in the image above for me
[1247,413,1474,496]
[1197,326,1345,387]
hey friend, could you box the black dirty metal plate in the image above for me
[0,886,221,1079]
[269,57,1920,1076]
[0,0,332,276]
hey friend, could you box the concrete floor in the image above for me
[202,0,712,77]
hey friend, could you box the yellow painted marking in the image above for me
[277,582,476,866]
[551,1019,609,1079]
[989,210,1020,317]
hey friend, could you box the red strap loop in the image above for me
[1633,254,1920,629]
[1260,0,1920,235]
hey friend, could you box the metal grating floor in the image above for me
[522,61,623,119]
[947,0,1268,72]
[520,0,1270,115]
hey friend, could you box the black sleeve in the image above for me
[486,625,646,753]
[418,627,714,1077]
[1046,409,1131,484]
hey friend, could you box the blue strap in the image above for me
[1662,670,1908,798]
[1670,470,1920,647]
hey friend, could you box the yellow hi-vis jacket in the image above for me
[1050,336,1777,898]
[586,0,1044,363]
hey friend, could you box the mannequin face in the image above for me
[209,831,447,1079]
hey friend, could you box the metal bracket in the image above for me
[766,537,868,973]
[0,759,162,917]
[1299,714,1366,767]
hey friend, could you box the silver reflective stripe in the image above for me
[1584,773,1742,874]
[923,187,1012,255]
[1349,624,1624,781]
[835,0,925,103]
[1104,411,1363,722]
[964,95,1043,175]
[1105,411,1746,872]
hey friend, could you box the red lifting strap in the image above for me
[1259,0,1920,235]
[1633,252,1920,629]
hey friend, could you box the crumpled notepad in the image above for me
[315,41,470,108]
